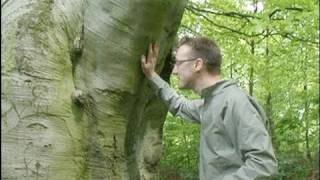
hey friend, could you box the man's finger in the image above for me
[141,55,146,65]
[152,42,156,51]
[154,42,160,57]
[148,43,153,60]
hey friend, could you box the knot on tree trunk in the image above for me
[71,89,89,107]
[138,127,163,180]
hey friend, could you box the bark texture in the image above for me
[1,0,186,179]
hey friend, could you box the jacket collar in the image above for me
[200,79,237,98]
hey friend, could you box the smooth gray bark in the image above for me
[1,0,186,179]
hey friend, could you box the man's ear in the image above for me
[194,58,204,72]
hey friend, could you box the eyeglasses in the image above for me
[171,58,198,66]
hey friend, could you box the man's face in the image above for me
[172,45,197,89]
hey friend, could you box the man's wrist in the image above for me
[147,72,157,79]
[147,72,163,91]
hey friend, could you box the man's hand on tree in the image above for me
[141,42,159,78]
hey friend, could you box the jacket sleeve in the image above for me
[222,94,278,180]
[148,74,202,123]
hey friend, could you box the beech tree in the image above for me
[1,0,186,179]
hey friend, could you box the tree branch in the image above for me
[185,4,317,45]
[187,8,265,38]
[186,6,259,22]
[180,25,201,36]
[269,7,304,19]
[284,33,318,45]
[269,32,318,45]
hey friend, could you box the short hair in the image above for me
[178,36,222,74]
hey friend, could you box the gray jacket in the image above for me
[149,74,278,180]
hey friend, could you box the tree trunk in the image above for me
[303,85,311,161]
[264,28,277,150]
[248,40,254,96]
[248,0,258,97]
[1,0,186,179]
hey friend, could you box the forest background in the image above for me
[160,0,319,179]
